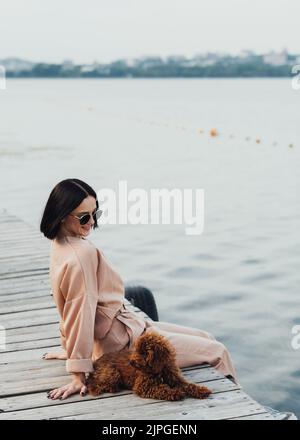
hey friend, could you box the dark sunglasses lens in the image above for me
[80,214,90,225]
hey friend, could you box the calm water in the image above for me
[0,78,299,416]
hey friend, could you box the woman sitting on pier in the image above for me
[40,178,238,400]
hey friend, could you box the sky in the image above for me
[0,0,298,63]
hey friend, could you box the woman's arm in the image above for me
[47,250,99,400]
[62,290,98,373]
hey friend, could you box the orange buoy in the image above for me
[210,128,218,137]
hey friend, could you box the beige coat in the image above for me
[49,235,146,374]
[49,235,238,383]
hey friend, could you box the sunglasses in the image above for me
[69,208,103,225]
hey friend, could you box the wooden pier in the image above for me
[0,209,294,420]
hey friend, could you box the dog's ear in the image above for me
[155,341,170,358]
[145,341,170,373]
[155,337,177,362]
[145,349,154,367]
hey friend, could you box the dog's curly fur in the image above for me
[86,330,212,401]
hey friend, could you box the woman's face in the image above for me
[59,195,97,238]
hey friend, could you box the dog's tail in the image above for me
[183,382,212,399]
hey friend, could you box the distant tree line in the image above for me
[5,58,293,78]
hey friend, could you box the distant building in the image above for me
[166,55,187,63]
[80,62,108,74]
[80,65,96,73]
[125,58,139,67]
[263,49,288,66]
[192,52,221,67]
[61,59,74,71]
[238,49,255,59]
[0,57,34,72]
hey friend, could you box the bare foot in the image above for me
[42,350,67,360]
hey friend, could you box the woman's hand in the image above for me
[47,373,87,400]
[42,350,67,360]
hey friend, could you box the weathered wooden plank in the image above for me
[0,244,47,255]
[0,388,129,413]
[0,389,262,420]
[5,323,61,345]
[0,308,59,330]
[0,244,45,252]
[0,358,68,374]
[0,259,50,274]
[0,297,56,314]
[57,392,266,421]
[0,226,46,235]
[0,269,48,282]
[0,345,62,364]
[0,269,49,281]
[0,235,43,243]
[229,412,275,420]
[0,276,49,288]
[0,366,226,399]
[0,276,50,292]
[0,229,44,237]
[0,375,72,398]
[0,214,42,231]
[1,360,68,378]
[0,239,47,248]
[2,337,61,353]
[0,378,238,416]
[0,252,49,263]
[0,289,51,301]
[0,376,238,418]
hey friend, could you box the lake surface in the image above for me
[0,78,299,416]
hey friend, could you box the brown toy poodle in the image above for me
[86,330,212,401]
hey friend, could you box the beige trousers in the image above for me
[143,319,238,385]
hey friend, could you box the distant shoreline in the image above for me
[4,75,293,79]
[1,53,296,79]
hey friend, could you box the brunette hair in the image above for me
[40,178,99,240]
